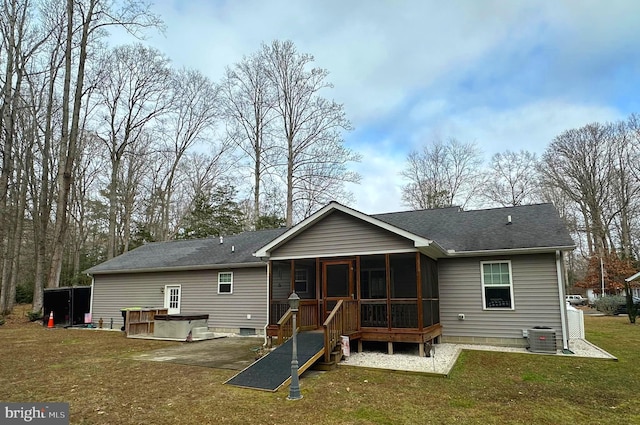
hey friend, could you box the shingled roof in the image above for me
[372,203,575,253]
[85,227,288,275]
[86,203,574,275]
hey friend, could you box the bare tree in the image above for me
[0,0,29,314]
[0,104,30,315]
[24,0,66,313]
[540,123,615,257]
[484,150,541,207]
[0,0,57,313]
[157,68,220,240]
[165,151,232,237]
[69,131,105,278]
[609,120,640,259]
[401,138,483,209]
[261,40,358,226]
[46,0,163,294]
[220,52,277,227]
[95,43,172,258]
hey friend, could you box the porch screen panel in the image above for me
[271,260,291,324]
[422,300,439,327]
[360,255,386,299]
[391,301,418,328]
[294,259,316,299]
[389,253,417,298]
[326,263,349,297]
[421,255,440,327]
[361,300,387,327]
[388,253,418,328]
[360,255,388,327]
[272,261,291,299]
[421,255,439,299]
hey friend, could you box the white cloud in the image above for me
[346,144,407,214]
[410,100,623,157]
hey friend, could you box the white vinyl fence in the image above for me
[567,307,585,339]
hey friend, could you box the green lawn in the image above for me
[1,309,638,424]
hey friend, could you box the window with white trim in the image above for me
[481,261,514,309]
[218,271,233,294]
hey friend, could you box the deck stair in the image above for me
[225,331,325,391]
[312,348,344,371]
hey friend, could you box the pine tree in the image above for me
[178,185,245,239]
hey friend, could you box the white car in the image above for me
[566,295,587,306]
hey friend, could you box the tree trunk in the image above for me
[286,136,294,228]
[0,0,18,314]
[107,155,120,258]
[48,0,96,288]
[254,152,261,225]
[7,158,28,312]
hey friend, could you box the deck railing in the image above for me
[322,299,358,363]
[360,300,420,328]
[272,301,319,345]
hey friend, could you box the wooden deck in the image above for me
[268,300,442,359]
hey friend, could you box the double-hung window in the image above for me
[218,271,233,294]
[481,261,514,310]
[294,269,308,294]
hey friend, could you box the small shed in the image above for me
[43,286,92,327]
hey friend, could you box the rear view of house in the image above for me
[259,202,575,356]
[87,201,575,357]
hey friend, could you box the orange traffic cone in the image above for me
[47,311,54,328]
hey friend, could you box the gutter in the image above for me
[556,250,570,352]
[445,245,576,257]
[86,261,267,276]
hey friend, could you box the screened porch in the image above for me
[267,252,442,356]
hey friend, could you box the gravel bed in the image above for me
[339,339,615,375]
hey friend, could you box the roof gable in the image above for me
[268,210,417,259]
[254,202,439,258]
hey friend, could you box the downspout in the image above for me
[555,250,570,352]
[88,274,95,325]
[263,260,270,347]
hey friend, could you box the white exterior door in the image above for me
[164,285,181,314]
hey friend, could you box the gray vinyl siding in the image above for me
[272,211,415,258]
[91,267,269,333]
[438,253,563,343]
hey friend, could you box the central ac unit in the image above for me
[527,327,557,354]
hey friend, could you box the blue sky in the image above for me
[116,0,640,214]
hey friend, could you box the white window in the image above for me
[294,269,308,293]
[218,272,233,294]
[481,261,514,310]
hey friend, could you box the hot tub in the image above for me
[153,314,209,339]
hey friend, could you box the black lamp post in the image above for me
[287,292,302,400]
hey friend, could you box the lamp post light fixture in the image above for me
[287,292,302,400]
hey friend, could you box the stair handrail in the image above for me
[322,300,345,363]
[276,308,294,345]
